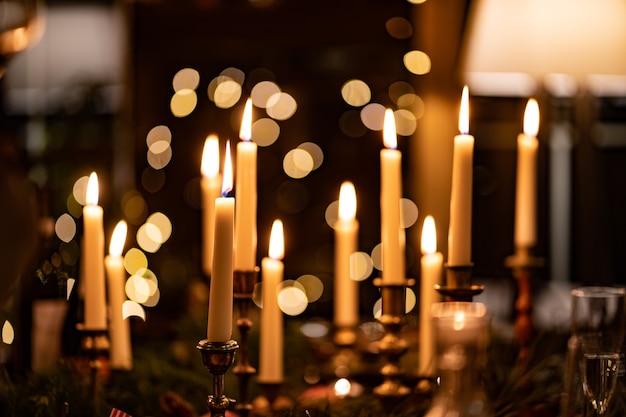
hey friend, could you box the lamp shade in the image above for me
[460,0,626,96]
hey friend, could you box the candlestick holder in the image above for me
[253,382,293,417]
[197,339,239,417]
[77,326,110,414]
[505,247,544,367]
[435,263,484,302]
[372,278,415,406]
[233,268,259,417]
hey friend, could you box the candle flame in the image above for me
[201,134,220,178]
[86,172,99,206]
[268,219,284,260]
[523,98,540,137]
[458,85,470,135]
[421,215,437,255]
[383,109,397,149]
[453,310,466,330]
[221,140,233,196]
[239,98,253,142]
[338,181,357,221]
[109,220,128,257]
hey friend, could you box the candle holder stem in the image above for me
[233,268,259,417]
[436,264,484,302]
[505,247,544,368]
[77,327,109,415]
[197,339,239,417]
[373,279,414,407]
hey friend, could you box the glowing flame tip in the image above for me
[268,219,284,260]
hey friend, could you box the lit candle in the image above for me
[201,134,222,277]
[207,141,235,342]
[234,98,258,271]
[105,220,132,370]
[448,86,474,266]
[334,182,359,328]
[419,215,443,377]
[514,98,540,249]
[83,172,107,330]
[259,219,284,383]
[380,109,405,284]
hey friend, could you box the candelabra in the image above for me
[232,268,258,416]
[197,339,239,417]
[77,326,110,414]
[373,278,414,407]
[436,264,484,302]
[505,247,544,367]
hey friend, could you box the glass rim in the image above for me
[571,285,626,298]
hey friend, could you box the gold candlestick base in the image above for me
[505,247,544,368]
[197,339,239,417]
[253,382,292,417]
[372,278,415,406]
[435,264,484,302]
[233,268,259,416]
[77,326,110,414]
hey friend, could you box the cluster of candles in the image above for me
[80,85,539,379]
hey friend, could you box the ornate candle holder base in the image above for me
[372,278,414,407]
[233,268,259,417]
[505,247,544,368]
[197,339,239,417]
[253,382,292,417]
[435,264,484,302]
[77,326,110,414]
[330,326,360,381]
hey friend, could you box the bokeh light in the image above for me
[137,223,162,253]
[125,268,159,304]
[72,176,88,206]
[350,251,373,281]
[146,125,172,149]
[299,321,329,338]
[55,213,76,243]
[278,285,308,316]
[146,212,172,244]
[298,142,323,170]
[360,103,386,131]
[122,190,148,225]
[371,243,383,271]
[251,118,280,147]
[341,79,371,107]
[214,79,242,109]
[400,198,419,228]
[251,80,281,108]
[122,300,146,320]
[296,274,324,303]
[334,378,352,398]
[388,81,415,104]
[267,92,297,120]
[283,148,314,179]
[403,50,432,75]
[147,145,173,170]
[124,247,148,275]
[172,68,200,92]
[220,67,245,85]
[394,109,417,136]
[385,17,413,39]
[170,88,198,117]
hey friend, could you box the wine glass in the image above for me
[0,0,45,77]
[572,286,626,416]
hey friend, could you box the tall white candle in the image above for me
[448,86,474,266]
[207,141,235,342]
[514,99,540,249]
[380,109,405,284]
[105,220,132,370]
[234,98,258,271]
[419,215,442,377]
[83,172,107,330]
[334,182,359,328]
[201,134,222,277]
[259,219,284,383]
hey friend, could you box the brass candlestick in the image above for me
[373,278,415,405]
[77,326,110,414]
[233,268,259,416]
[505,247,544,367]
[435,263,484,302]
[255,382,292,417]
[197,339,239,417]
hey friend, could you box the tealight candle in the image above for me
[83,172,107,330]
[448,86,474,267]
[207,141,235,342]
